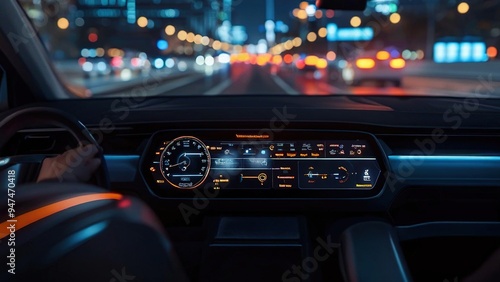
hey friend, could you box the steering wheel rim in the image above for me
[0,107,109,188]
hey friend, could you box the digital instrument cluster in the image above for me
[141,130,385,198]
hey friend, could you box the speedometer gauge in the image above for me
[160,136,211,189]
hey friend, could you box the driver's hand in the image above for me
[36,144,101,183]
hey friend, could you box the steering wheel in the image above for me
[0,107,109,188]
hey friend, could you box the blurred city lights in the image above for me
[131,57,141,67]
[292,37,302,47]
[201,36,210,46]
[88,33,98,43]
[177,30,187,41]
[137,16,148,28]
[318,27,327,38]
[434,42,487,63]
[205,55,215,67]
[375,3,398,15]
[147,19,155,29]
[120,69,132,81]
[390,13,401,24]
[283,40,293,50]
[305,55,319,66]
[108,48,124,57]
[416,50,425,60]
[376,51,390,60]
[296,59,305,70]
[356,58,375,69]
[299,1,309,10]
[487,46,498,58]
[186,32,195,43]
[457,2,469,14]
[272,55,282,65]
[402,49,412,60]
[305,5,316,17]
[326,51,336,61]
[195,55,205,65]
[81,48,90,57]
[325,10,334,18]
[256,54,270,66]
[315,10,323,19]
[111,57,124,68]
[96,47,105,57]
[218,53,231,64]
[297,10,307,20]
[82,62,93,72]
[283,54,294,64]
[350,16,361,27]
[307,32,317,42]
[165,25,175,36]
[154,58,164,69]
[390,58,406,69]
[212,40,222,50]
[57,18,69,30]
[338,60,347,68]
[75,17,85,27]
[157,39,168,50]
[178,61,188,71]
[316,58,328,69]
[96,61,107,72]
[194,34,202,44]
[165,58,175,68]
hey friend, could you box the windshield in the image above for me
[16,0,500,98]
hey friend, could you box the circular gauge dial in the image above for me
[160,136,211,189]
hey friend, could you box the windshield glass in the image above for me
[17,0,500,98]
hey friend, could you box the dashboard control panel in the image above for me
[141,130,386,198]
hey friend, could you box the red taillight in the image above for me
[131,57,141,67]
[111,56,123,68]
[296,60,306,70]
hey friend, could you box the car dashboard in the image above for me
[141,130,385,198]
[3,95,500,281]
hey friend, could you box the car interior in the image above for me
[1,0,500,281]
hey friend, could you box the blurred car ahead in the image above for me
[294,55,328,80]
[342,50,406,87]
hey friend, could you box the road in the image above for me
[60,62,500,98]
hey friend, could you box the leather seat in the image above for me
[0,182,188,282]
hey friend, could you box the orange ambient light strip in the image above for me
[0,193,123,239]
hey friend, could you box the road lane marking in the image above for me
[204,79,233,95]
[271,74,300,95]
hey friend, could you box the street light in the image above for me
[318,27,327,38]
[350,16,361,27]
[165,25,175,36]
[457,2,469,14]
[390,13,401,24]
[307,32,317,42]
[137,16,148,28]
[177,30,187,41]
[57,18,69,30]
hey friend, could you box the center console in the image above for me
[140,130,387,198]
